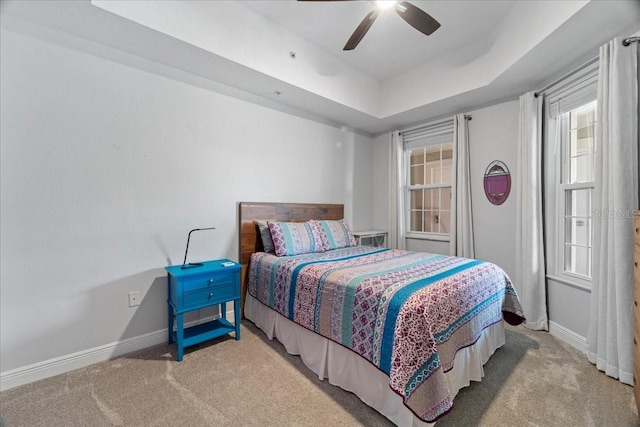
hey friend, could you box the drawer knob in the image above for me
[209,292,214,299]
[635,300,638,307]
[208,279,214,286]
[636,227,639,234]
[635,337,638,345]
[635,262,638,268]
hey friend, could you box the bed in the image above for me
[238,202,524,426]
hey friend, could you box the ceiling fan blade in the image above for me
[344,9,379,51]
[395,1,440,36]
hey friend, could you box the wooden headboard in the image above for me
[237,202,344,316]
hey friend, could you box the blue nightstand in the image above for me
[165,259,241,361]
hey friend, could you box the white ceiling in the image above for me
[241,1,515,81]
[2,1,640,136]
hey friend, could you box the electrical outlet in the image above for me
[128,291,140,307]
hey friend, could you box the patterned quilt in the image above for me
[247,246,525,422]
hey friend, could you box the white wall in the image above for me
[466,101,519,280]
[371,133,389,232]
[0,27,373,385]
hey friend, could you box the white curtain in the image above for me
[516,92,549,331]
[587,37,639,385]
[450,114,475,258]
[389,131,406,250]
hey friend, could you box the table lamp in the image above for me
[181,227,216,269]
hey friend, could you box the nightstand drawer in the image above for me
[183,283,239,308]
[182,273,235,293]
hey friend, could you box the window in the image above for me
[407,143,452,236]
[405,138,455,243]
[559,101,596,279]
[542,59,597,288]
[401,119,455,241]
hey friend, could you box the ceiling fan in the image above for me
[298,0,441,51]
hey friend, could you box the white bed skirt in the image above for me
[245,294,505,426]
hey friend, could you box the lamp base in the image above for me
[180,262,204,269]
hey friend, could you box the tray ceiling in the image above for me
[2,0,639,135]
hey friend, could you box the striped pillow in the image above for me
[314,219,357,250]
[268,220,325,256]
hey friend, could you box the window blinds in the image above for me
[401,118,455,149]
[545,59,598,118]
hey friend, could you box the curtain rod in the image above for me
[535,36,637,97]
[534,57,598,98]
[623,36,639,46]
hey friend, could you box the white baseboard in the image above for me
[0,329,167,392]
[0,309,235,391]
[0,314,588,391]
[548,321,587,354]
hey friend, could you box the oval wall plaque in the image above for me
[483,160,511,206]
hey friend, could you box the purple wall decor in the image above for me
[483,160,511,206]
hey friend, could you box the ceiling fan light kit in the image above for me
[298,0,440,51]
[376,1,397,10]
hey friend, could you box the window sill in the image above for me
[405,233,450,242]
[546,274,591,292]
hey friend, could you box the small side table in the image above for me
[165,259,241,361]
[353,230,388,248]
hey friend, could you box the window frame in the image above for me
[555,101,596,287]
[542,59,598,291]
[404,141,454,241]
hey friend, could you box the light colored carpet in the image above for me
[1,321,638,426]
